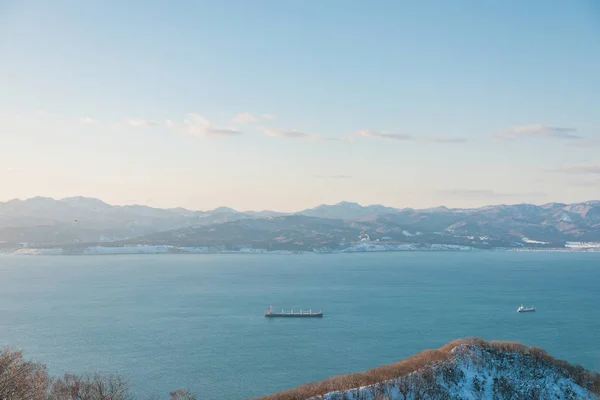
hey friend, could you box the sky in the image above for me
[1,0,599,212]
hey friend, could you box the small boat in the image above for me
[517,305,535,313]
[264,306,323,318]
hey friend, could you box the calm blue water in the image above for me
[0,252,599,399]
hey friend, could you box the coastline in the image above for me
[1,243,600,256]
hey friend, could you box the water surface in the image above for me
[0,252,598,399]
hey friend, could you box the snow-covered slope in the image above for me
[260,339,599,400]
[320,345,596,400]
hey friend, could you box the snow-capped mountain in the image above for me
[1,196,600,248]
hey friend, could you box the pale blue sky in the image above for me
[1,0,599,211]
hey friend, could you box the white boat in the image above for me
[517,305,535,313]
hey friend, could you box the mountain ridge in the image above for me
[1,196,600,251]
[257,338,600,400]
[6,195,599,215]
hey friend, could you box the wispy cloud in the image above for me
[264,129,322,140]
[79,117,97,125]
[551,164,600,175]
[312,174,352,179]
[353,131,467,143]
[127,119,162,128]
[357,130,414,141]
[232,112,259,124]
[493,124,580,140]
[185,114,241,137]
[232,112,276,124]
[424,136,468,143]
[116,114,241,138]
[437,189,547,198]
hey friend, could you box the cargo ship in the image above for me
[264,306,323,318]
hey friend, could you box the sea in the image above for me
[0,252,599,399]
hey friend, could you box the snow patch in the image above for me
[11,248,64,255]
[341,243,473,252]
[522,237,548,245]
[5,245,297,256]
[566,241,600,249]
[429,244,474,251]
[560,213,573,222]
[318,344,597,400]
[83,245,172,254]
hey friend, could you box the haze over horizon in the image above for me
[1,1,599,212]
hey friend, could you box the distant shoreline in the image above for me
[2,244,600,256]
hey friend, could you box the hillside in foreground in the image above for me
[258,339,600,400]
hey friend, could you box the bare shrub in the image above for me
[395,376,411,400]
[488,340,527,354]
[409,374,427,400]
[0,347,52,400]
[1,346,200,400]
[170,389,197,400]
[51,372,134,400]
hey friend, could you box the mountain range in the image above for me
[1,196,600,252]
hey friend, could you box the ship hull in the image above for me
[265,313,323,318]
[517,310,535,313]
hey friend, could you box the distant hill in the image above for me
[1,196,600,250]
[0,196,247,244]
[257,338,600,400]
[298,201,400,220]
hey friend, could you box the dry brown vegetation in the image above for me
[0,347,197,400]
[256,338,600,400]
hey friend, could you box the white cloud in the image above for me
[127,119,162,128]
[79,117,97,125]
[358,130,414,141]
[232,112,260,124]
[185,113,241,137]
[493,124,580,140]
[232,112,277,124]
